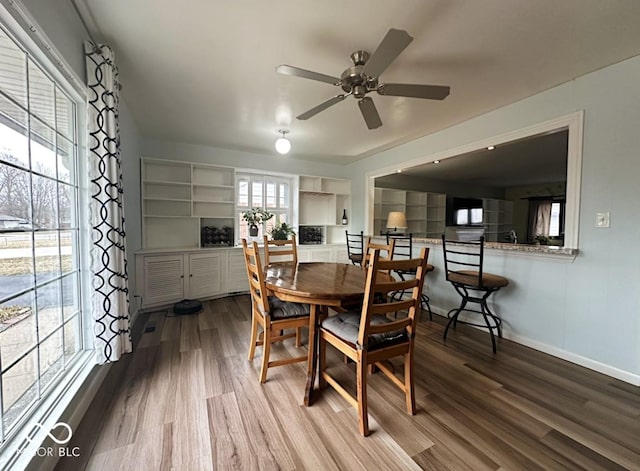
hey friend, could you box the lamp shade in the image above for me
[386,211,407,230]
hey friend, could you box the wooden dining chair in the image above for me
[318,247,430,436]
[363,237,395,268]
[386,232,435,320]
[242,239,310,383]
[263,234,298,266]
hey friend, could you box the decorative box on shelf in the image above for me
[299,226,323,245]
[201,226,233,247]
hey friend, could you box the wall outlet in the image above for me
[596,212,610,228]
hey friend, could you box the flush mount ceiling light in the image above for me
[487,145,495,150]
[275,129,291,154]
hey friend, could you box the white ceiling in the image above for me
[79,0,640,164]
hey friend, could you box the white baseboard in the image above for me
[429,307,640,386]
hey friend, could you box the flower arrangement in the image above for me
[242,207,274,226]
[242,208,274,236]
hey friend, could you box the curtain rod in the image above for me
[69,0,123,90]
[69,0,102,54]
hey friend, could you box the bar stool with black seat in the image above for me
[345,230,364,266]
[441,235,509,353]
[385,232,435,320]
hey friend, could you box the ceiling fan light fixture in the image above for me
[275,129,291,154]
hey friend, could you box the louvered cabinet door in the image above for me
[226,250,249,294]
[188,252,223,299]
[143,254,186,306]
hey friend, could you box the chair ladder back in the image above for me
[386,232,412,260]
[441,235,485,288]
[241,239,270,314]
[357,247,430,346]
[364,237,396,268]
[345,230,364,258]
[263,235,298,266]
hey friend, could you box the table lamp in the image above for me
[386,211,407,233]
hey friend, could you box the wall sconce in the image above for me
[386,211,407,233]
[275,129,291,154]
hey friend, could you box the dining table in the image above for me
[264,261,378,406]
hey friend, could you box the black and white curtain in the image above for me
[85,42,132,363]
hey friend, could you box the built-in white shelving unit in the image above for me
[374,187,445,238]
[141,158,235,249]
[298,175,351,244]
[482,198,514,242]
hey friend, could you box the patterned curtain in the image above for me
[85,42,132,363]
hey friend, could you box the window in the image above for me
[236,173,292,241]
[454,208,483,226]
[0,23,84,443]
[548,202,562,237]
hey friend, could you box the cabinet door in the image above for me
[188,252,223,299]
[227,251,249,294]
[143,254,185,306]
[299,248,333,262]
[334,247,350,264]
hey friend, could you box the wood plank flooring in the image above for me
[55,295,640,470]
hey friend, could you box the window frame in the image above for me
[235,171,294,243]
[365,111,584,250]
[0,4,93,464]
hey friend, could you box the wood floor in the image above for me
[56,296,640,470]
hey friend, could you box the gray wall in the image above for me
[346,54,640,383]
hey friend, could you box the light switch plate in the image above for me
[596,212,610,228]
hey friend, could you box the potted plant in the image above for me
[242,207,274,237]
[269,222,296,240]
[534,233,549,245]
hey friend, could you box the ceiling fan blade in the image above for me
[378,83,450,100]
[276,65,340,85]
[358,97,382,129]
[362,28,413,78]
[297,94,347,120]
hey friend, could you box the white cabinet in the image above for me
[135,244,352,309]
[298,176,351,245]
[140,254,186,306]
[374,188,445,238]
[137,250,227,308]
[227,250,249,294]
[188,252,223,299]
[298,247,333,262]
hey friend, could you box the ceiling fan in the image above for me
[276,28,450,130]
